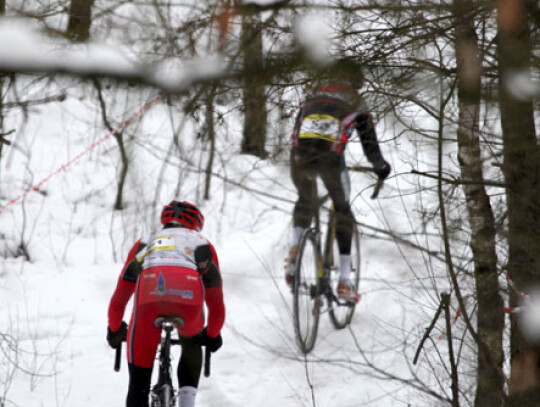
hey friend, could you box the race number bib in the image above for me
[136,236,176,263]
[298,114,340,141]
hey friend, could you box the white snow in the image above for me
[0,10,501,407]
[0,83,422,407]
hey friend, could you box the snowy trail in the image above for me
[0,96,417,407]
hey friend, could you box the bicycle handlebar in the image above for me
[114,342,122,372]
[347,165,374,172]
[347,165,384,199]
[370,179,384,199]
[204,349,211,377]
[113,337,212,377]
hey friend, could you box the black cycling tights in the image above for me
[177,339,203,388]
[126,341,202,407]
[127,364,152,407]
[291,149,354,255]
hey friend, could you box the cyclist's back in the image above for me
[292,81,368,155]
[135,227,215,340]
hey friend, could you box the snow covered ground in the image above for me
[0,75,433,407]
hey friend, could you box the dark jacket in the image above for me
[292,81,387,167]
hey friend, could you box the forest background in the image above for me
[0,1,538,407]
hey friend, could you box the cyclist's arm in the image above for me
[201,243,225,338]
[290,107,304,146]
[355,112,388,168]
[107,239,145,332]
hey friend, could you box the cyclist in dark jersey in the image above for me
[286,60,391,301]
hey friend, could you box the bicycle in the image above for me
[291,166,382,354]
[114,316,211,407]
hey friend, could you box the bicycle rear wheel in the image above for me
[328,224,361,329]
[292,228,322,354]
[151,383,175,407]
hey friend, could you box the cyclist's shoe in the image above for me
[337,281,360,303]
[284,246,298,290]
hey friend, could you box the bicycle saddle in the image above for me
[154,316,185,328]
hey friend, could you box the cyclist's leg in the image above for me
[176,304,204,407]
[126,275,172,407]
[128,278,164,367]
[290,149,317,276]
[177,337,203,407]
[319,155,354,280]
[178,386,197,407]
[126,309,160,407]
[291,149,317,236]
[126,364,153,407]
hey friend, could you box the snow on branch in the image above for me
[0,17,229,94]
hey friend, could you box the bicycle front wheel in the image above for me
[292,228,322,354]
[328,224,361,329]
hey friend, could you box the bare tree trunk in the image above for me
[113,131,129,211]
[0,0,3,169]
[240,10,267,158]
[453,2,504,406]
[66,0,94,42]
[204,86,217,200]
[0,78,4,174]
[93,80,128,211]
[497,0,540,405]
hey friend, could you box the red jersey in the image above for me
[108,226,225,341]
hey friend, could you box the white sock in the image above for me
[339,254,351,282]
[292,227,305,246]
[178,386,197,407]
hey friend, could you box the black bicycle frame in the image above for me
[154,322,178,391]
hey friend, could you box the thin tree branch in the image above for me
[411,169,506,188]
[413,292,448,365]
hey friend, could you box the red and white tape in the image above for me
[0,93,164,214]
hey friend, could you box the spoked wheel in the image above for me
[328,225,361,329]
[292,228,322,354]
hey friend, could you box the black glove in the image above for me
[198,328,223,353]
[373,160,391,180]
[107,321,127,349]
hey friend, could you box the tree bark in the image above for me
[66,0,94,42]
[0,78,4,173]
[497,0,540,405]
[453,2,504,406]
[94,80,128,211]
[204,86,217,200]
[240,11,267,158]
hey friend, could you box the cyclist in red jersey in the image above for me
[107,201,225,407]
[286,58,391,301]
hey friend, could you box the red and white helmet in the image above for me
[160,200,205,231]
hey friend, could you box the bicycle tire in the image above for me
[162,384,174,407]
[292,228,322,354]
[151,383,175,407]
[328,223,361,329]
[151,325,177,407]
